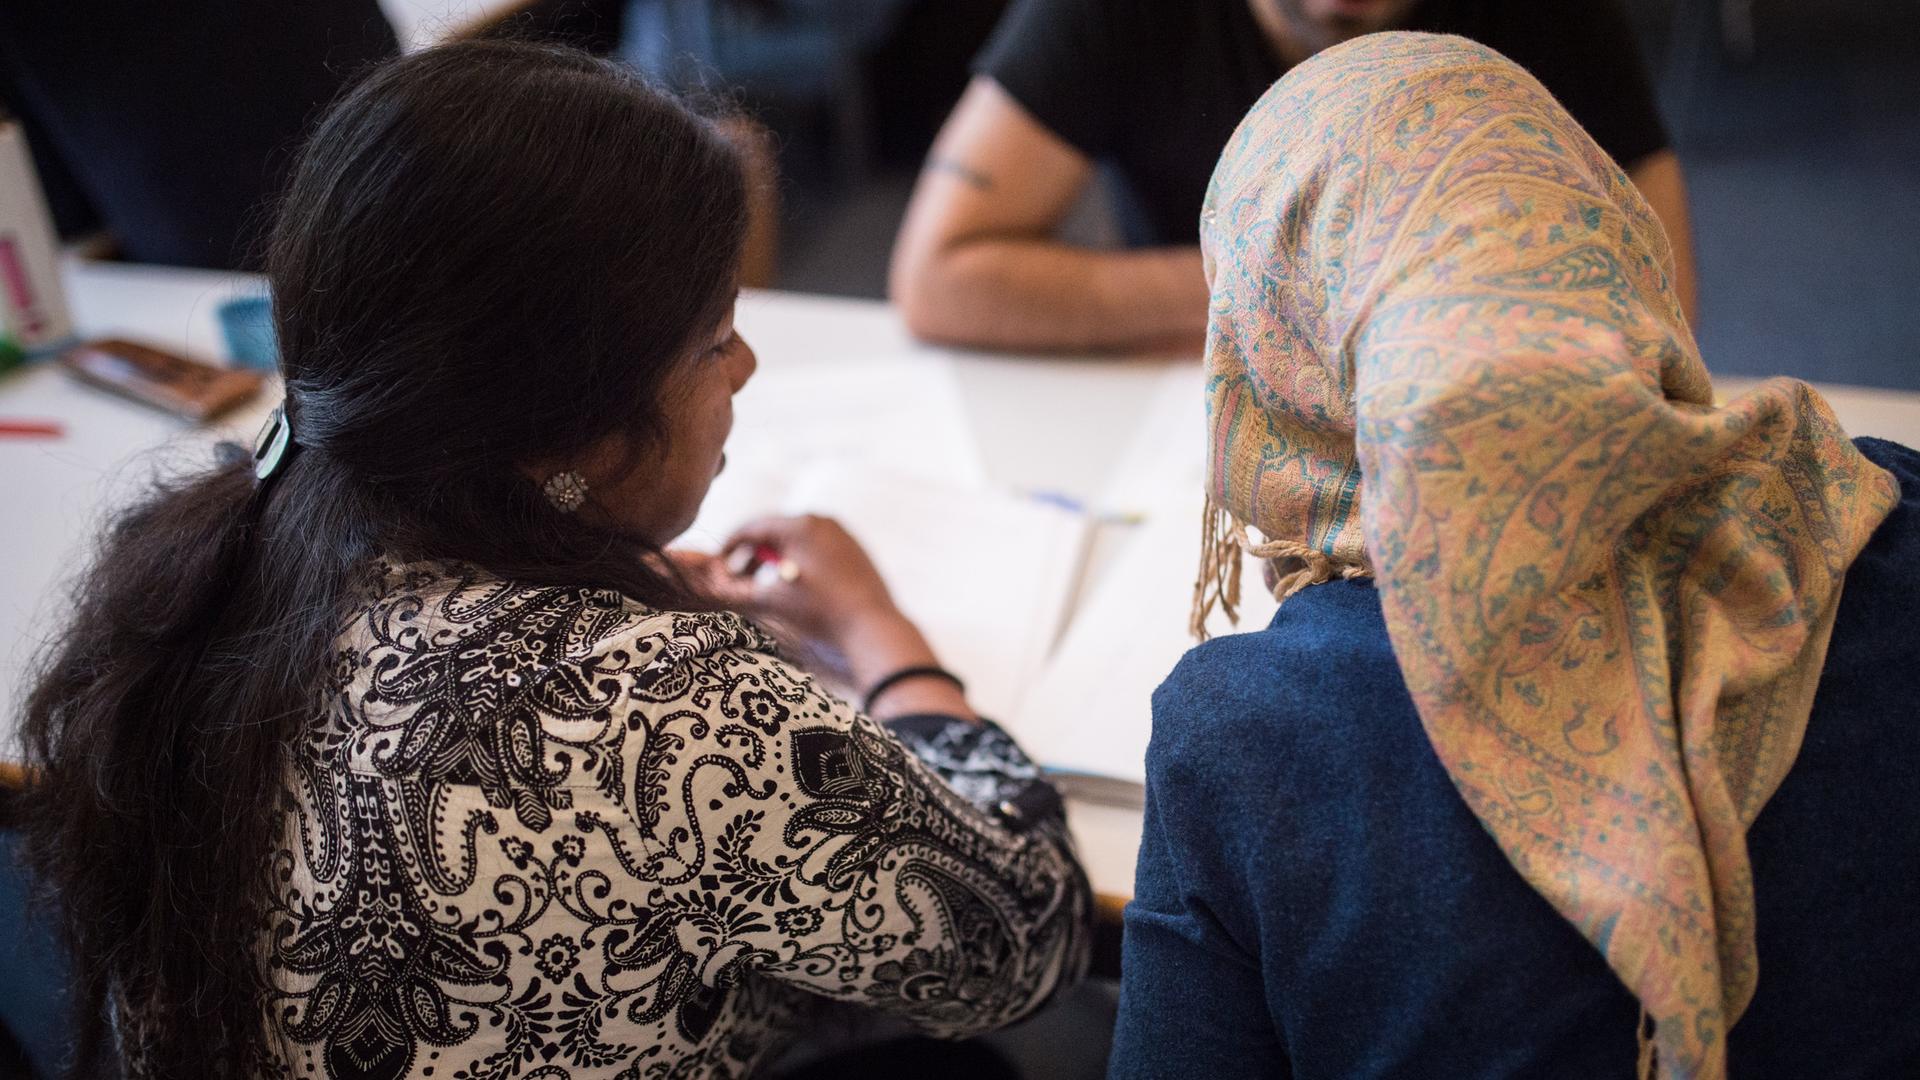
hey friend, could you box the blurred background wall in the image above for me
[4,0,1913,387]
[1627,0,1919,389]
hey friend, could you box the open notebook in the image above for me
[685,461,1093,723]
[681,353,1093,721]
[1001,363,1280,801]
[1004,489,1279,801]
[681,357,1277,797]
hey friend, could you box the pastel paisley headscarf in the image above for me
[1195,32,1898,1080]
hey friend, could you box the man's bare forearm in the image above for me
[891,80,1212,353]
[898,237,1210,353]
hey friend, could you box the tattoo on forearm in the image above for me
[927,158,995,191]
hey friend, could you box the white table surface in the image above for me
[8,259,1920,905]
[0,259,1181,900]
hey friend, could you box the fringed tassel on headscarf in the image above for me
[1191,494,1372,641]
[1251,538,1370,600]
[1191,494,1245,642]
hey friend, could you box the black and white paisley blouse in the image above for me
[263,561,1090,1079]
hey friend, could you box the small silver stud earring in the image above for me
[542,470,589,513]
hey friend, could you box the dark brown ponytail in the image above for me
[20,40,747,1076]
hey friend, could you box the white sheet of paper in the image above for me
[1007,487,1279,786]
[1097,361,1208,517]
[997,361,1278,787]
[687,445,1098,722]
[785,465,1091,723]
[682,358,988,552]
[681,458,1091,724]
[726,357,985,482]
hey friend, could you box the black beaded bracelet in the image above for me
[861,665,966,714]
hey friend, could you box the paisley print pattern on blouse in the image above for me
[264,561,1088,1079]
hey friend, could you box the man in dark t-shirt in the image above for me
[889,0,1698,352]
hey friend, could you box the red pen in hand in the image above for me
[726,542,799,585]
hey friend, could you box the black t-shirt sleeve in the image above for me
[972,0,1134,158]
[1485,0,1671,169]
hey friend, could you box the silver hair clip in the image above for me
[542,470,589,513]
[252,404,295,482]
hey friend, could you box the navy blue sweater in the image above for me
[1113,438,1920,1079]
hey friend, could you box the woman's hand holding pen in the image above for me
[674,515,976,721]
[704,514,893,642]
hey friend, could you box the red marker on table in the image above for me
[0,418,63,439]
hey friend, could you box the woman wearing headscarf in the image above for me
[1111,32,1918,1080]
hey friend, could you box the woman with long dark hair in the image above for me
[20,41,1088,1079]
